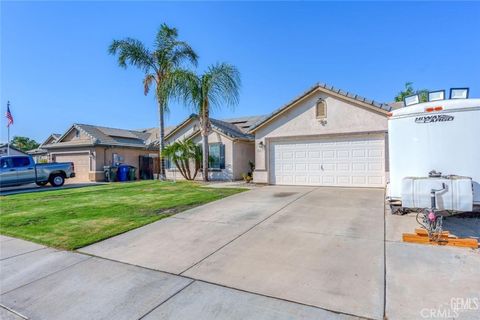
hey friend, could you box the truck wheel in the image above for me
[36,181,48,186]
[50,174,65,187]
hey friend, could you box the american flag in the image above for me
[6,102,13,127]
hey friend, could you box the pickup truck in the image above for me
[0,155,75,188]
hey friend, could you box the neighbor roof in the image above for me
[0,143,27,155]
[43,124,163,150]
[248,82,391,133]
[37,133,61,149]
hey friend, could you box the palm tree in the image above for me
[394,82,429,103]
[178,63,241,181]
[109,23,198,179]
[162,139,201,180]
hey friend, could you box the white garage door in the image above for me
[54,153,90,182]
[270,135,385,187]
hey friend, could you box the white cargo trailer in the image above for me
[387,97,480,210]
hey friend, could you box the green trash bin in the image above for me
[110,166,118,182]
[128,166,136,181]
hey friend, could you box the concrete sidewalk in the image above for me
[0,236,357,320]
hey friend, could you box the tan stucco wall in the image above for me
[94,146,152,180]
[165,118,200,143]
[232,141,255,180]
[253,91,388,183]
[47,146,152,182]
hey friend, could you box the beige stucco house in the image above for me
[42,124,165,182]
[249,83,391,187]
[164,114,261,181]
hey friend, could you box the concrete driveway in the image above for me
[3,186,478,319]
[81,186,386,319]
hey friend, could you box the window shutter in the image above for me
[220,144,225,169]
[316,99,327,119]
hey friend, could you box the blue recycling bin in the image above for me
[117,165,130,182]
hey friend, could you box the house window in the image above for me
[75,130,80,138]
[316,98,327,119]
[208,143,225,170]
[165,157,175,169]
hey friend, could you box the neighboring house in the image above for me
[0,143,28,156]
[27,133,61,162]
[249,83,392,187]
[41,124,171,182]
[164,114,262,181]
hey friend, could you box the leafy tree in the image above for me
[109,23,198,179]
[11,136,40,151]
[162,139,201,180]
[177,63,241,181]
[394,82,429,103]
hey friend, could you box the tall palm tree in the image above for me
[109,23,198,179]
[178,63,241,181]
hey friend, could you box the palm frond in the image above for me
[143,74,156,96]
[203,62,241,110]
[170,41,199,67]
[155,23,179,50]
[108,38,156,73]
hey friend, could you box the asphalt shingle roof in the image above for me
[165,114,262,142]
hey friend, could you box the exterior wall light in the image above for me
[258,141,264,150]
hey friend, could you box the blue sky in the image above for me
[1,1,479,142]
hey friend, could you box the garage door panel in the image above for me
[337,163,350,171]
[54,153,90,182]
[269,135,385,187]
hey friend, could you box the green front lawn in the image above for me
[0,181,245,250]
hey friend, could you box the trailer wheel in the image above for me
[36,181,48,186]
[49,174,65,187]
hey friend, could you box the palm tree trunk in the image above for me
[158,101,166,180]
[201,101,210,182]
[201,132,209,181]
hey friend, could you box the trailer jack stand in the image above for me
[402,228,479,249]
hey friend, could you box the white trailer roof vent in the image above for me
[403,87,470,107]
[428,90,445,102]
[404,94,420,106]
[450,88,469,99]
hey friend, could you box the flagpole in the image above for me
[7,101,10,155]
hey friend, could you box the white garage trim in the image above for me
[268,134,386,187]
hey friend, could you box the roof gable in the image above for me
[41,133,61,146]
[249,83,390,133]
